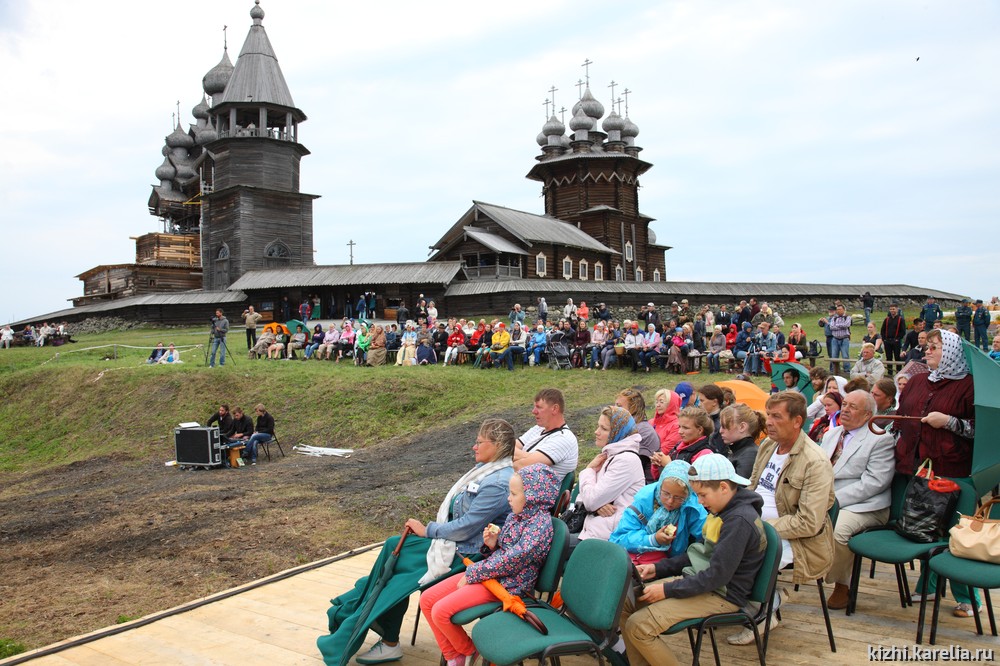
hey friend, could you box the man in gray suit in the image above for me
[820,390,895,609]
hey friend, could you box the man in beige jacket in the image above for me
[729,392,835,646]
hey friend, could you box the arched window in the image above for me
[215,242,230,288]
[653,268,661,282]
[562,257,573,279]
[264,240,291,268]
[594,262,604,281]
[625,241,634,262]
[535,252,547,277]
[635,267,644,282]
[615,264,624,281]
[579,259,588,280]
[217,243,230,260]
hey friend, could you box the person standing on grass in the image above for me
[241,306,262,349]
[209,309,229,368]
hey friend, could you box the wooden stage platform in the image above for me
[3,544,997,665]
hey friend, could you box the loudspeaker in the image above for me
[174,427,222,467]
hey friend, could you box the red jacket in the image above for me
[895,374,974,478]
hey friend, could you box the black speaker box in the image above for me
[174,427,222,467]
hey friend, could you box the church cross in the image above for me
[615,96,623,116]
[608,80,617,105]
[622,88,632,116]
[543,98,551,118]
[575,79,585,98]
[559,106,566,124]
[223,25,228,50]
[347,239,356,265]
[176,100,181,126]
[581,58,593,87]
[547,85,558,110]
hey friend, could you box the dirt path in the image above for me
[0,406,601,650]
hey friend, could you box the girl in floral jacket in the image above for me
[418,464,559,666]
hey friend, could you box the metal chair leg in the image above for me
[971,588,985,637]
[410,606,421,645]
[929,576,946,645]
[817,578,836,652]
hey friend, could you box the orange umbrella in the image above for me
[262,321,290,336]
[715,380,769,412]
[461,557,547,634]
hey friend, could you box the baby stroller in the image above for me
[546,330,573,370]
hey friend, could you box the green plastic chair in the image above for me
[450,518,570,626]
[471,539,631,665]
[846,476,977,644]
[553,471,576,517]
[926,551,999,644]
[661,521,782,666]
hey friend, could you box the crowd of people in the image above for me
[323,331,985,665]
[203,403,275,466]
[0,321,74,348]
[229,295,1000,378]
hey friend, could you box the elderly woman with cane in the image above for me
[319,418,517,665]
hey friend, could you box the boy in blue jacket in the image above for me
[620,454,767,666]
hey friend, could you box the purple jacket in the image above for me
[465,464,559,596]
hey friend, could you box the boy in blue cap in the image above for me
[620,454,767,666]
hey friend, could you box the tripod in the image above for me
[203,331,236,367]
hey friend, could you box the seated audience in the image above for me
[285,325,307,360]
[367,325,387,366]
[739,392,834,645]
[513,388,578,479]
[719,403,766,480]
[622,454,767,665]
[147,342,167,364]
[616,388,660,482]
[157,343,182,364]
[610,459,708,566]
[575,406,646,543]
[652,407,716,468]
[818,390,895,610]
[243,404,275,465]
[850,342,886,383]
[316,325,341,360]
[304,324,324,359]
[649,388,682,479]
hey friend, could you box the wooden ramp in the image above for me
[3,545,997,665]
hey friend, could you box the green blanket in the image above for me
[317,535,464,665]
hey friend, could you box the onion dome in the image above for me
[161,144,170,157]
[602,110,625,132]
[155,156,176,181]
[175,162,198,180]
[559,134,570,147]
[196,122,218,144]
[648,228,657,244]
[166,124,195,149]
[569,107,594,132]
[572,87,604,121]
[536,131,547,147]
[622,116,639,138]
[542,114,565,137]
[250,0,265,24]
[192,96,210,120]
[203,49,234,97]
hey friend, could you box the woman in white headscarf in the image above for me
[894,328,980,618]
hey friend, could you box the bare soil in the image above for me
[0,404,601,650]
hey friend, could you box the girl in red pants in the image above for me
[419,463,560,666]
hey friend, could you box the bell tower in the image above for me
[200,0,318,290]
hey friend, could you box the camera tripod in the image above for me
[203,330,236,367]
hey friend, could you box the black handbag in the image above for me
[559,502,587,534]
[895,459,961,543]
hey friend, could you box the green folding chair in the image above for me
[471,539,631,665]
[661,521,781,666]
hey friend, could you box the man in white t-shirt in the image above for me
[734,392,834,646]
[515,388,578,480]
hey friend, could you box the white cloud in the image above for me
[1,0,998,323]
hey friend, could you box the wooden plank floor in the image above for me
[4,545,997,665]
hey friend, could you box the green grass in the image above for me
[0,324,791,474]
[0,639,26,658]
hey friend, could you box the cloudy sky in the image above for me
[1,0,997,323]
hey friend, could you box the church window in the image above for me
[653,268,661,282]
[264,240,291,268]
[635,267,644,282]
[562,257,573,279]
[594,262,604,281]
[579,259,588,281]
[535,253,546,277]
[625,241,633,262]
[217,243,230,260]
[615,264,623,281]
